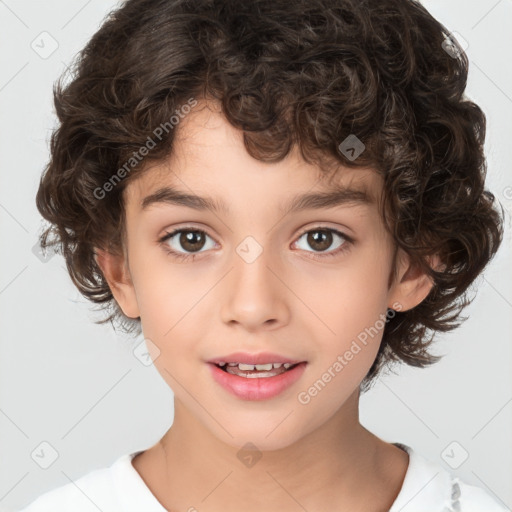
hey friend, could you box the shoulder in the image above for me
[18,453,133,512]
[389,443,509,512]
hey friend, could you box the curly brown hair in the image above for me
[36,0,504,391]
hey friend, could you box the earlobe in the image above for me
[94,248,140,318]
[388,249,442,312]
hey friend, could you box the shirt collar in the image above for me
[389,443,453,512]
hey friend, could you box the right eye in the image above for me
[159,228,217,260]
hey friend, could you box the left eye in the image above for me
[293,228,349,254]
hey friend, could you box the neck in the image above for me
[133,390,408,512]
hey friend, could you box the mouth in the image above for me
[207,356,308,400]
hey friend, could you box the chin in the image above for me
[209,420,306,453]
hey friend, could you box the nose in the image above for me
[219,244,291,332]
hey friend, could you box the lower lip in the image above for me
[208,362,307,401]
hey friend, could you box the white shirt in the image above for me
[18,443,509,512]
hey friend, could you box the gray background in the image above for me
[0,1,511,510]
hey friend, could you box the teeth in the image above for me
[255,363,273,371]
[218,362,294,370]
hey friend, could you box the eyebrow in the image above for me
[140,184,373,215]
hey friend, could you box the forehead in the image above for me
[124,100,384,212]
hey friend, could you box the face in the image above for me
[99,101,431,451]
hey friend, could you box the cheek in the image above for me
[130,246,204,329]
[295,273,388,419]
[301,253,391,340]
[295,242,392,381]
[130,251,216,375]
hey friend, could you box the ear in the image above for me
[94,248,140,318]
[387,248,443,312]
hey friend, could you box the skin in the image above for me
[96,100,438,512]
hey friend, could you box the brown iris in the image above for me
[179,231,206,252]
[307,230,333,252]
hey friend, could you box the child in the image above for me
[20,0,507,510]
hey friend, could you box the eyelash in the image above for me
[158,226,354,262]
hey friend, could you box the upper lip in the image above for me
[207,352,306,365]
